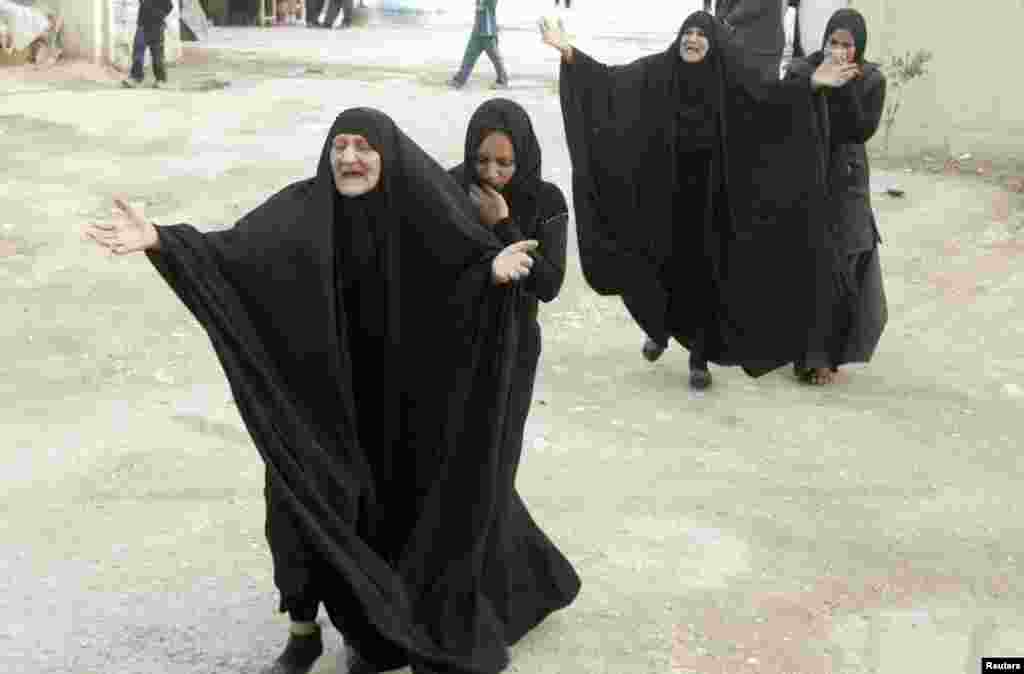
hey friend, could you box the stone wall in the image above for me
[851,0,1023,157]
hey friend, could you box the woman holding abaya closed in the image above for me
[82,107,580,674]
[786,8,887,385]
[541,11,857,389]
[450,97,569,498]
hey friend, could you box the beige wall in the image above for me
[851,0,1023,157]
[48,0,104,62]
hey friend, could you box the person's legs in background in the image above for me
[306,0,324,26]
[482,35,509,88]
[122,26,147,87]
[450,34,485,88]
[147,27,167,87]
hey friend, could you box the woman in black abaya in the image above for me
[541,10,856,389]
[786,8,887,385]
[448,100,579,636]
[540,9,860,389]
[451,98,569,470]
[83,108,578,674]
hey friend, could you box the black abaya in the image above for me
[559,11,838,376]
[786,8,888,369]
[449,99,579,639]
[144,108,575,674]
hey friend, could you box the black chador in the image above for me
[145,108,577,674]
[449,99,579,632]
[787,8,887,382]
[558,10,841,386]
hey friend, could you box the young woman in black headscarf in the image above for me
[785,8,887,385]
[83,107,579,674]
[448,100,578,637]
[541,10,856,389]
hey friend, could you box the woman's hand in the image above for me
[82,198,160,255]
[811,61,860,90]
[492,240,538,285]
[539,16,572,61]
[469,183,510,227]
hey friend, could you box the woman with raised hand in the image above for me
[540,10,858,390]
[82,107,576,674]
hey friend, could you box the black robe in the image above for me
[449,99,579,638]
[559,11,840,376]
[787,8,887,368]
[144,108,574,674]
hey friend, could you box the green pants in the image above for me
[453,34,508,85]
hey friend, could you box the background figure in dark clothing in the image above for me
[786,8,887,385]
[305,0,323,26]
[715,0,788,81]
[555,0,571,7]
[323,0,353,28]
[542,11,855,389]
[122,0,172,89]
[449,0,508,89]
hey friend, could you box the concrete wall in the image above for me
[851,0,1023,157]
[46,0,103,62]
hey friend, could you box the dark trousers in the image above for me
[555,0,571,7]
[129,25,166,82]
[453,34,508,85]
[323,0,354,26]
[306,0,324,24]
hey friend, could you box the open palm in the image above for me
[83,198,158,255]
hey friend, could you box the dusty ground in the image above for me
[2,19,1023,674]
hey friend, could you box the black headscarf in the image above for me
[672,11,722,150]
[822,8,868,64]
[144,107,579,673]
[452,98,544,229]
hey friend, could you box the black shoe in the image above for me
[689,364,712,390]
[259,628,323,674]
[345,645,377,674]
[448,77,464,89]
[642,337,666,362]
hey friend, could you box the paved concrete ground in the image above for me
[2,15,1023,674]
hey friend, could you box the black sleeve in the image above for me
[724,0,774,26]
[827,72,886,145]
[493,185,569,303]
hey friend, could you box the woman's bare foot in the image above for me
[795,364,837,386]
[807,367,835,385]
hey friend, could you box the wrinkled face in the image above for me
[679,26,710,63]
[475,131,516,191]
[826,28,856,64]
[330,133,382,197]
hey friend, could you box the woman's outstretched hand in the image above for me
[82,198,160,255]
[492,239,538,285]
[539,16,572,61]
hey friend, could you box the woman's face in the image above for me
[679,26,710,63]
[330,133,382,197]
[475,131,516,191]
[826,28,856,64]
